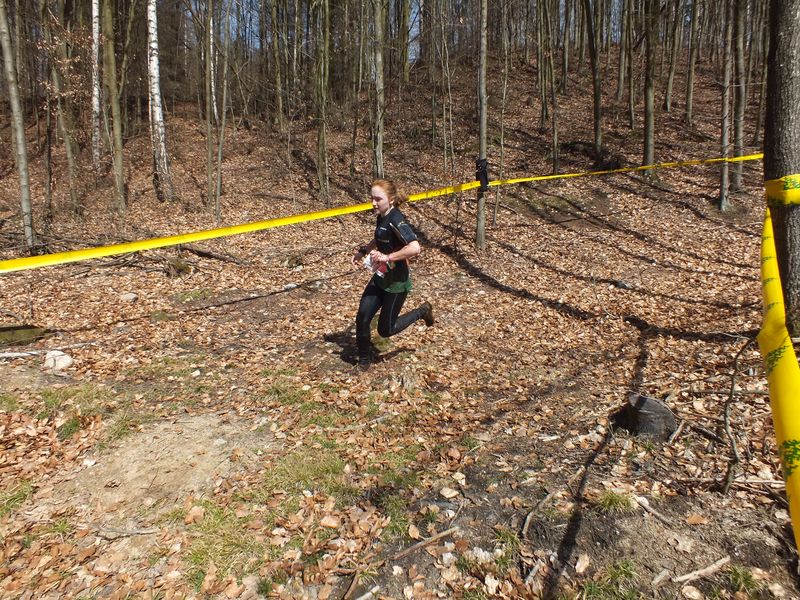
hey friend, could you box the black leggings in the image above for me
[356,280,421,359]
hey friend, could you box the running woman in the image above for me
[350,179,434,369]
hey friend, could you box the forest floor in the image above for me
[1,59,798,599]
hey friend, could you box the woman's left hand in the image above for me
[370,250,390,265]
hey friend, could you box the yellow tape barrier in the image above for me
[0,152,763,275]
[759,178,800,552]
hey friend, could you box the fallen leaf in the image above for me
[685,513,709,525]
[575,553,590,574]
[320,515,340,528]
[440,487,459,499]
[681,585,703,599]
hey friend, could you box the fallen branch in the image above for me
[524,559,545,585]
[633,495,672,527]
[0,342,95,359]
[722,338,755,494]
[689,424,724,444]
[96,527,159,540]
[343,527,460,599]
[672,555,730,583]
[393,526,460,561]
[354,586,380,600]
[667,419,685,444]
[181,243,247,265]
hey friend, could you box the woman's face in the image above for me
[370,185,392,216]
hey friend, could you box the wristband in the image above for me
[358,245,370,256]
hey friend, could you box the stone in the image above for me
[613,393,677,441]
[43,350,74,371]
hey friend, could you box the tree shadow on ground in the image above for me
[322,327,414,367]
[538,432,612,599]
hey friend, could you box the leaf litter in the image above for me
[0,63,796,599]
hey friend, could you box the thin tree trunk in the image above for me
[315,0,330,204]
[561,0,571,93]
[0,0,35,250]
[719,0,732,212]
[752,1,768,146]
[271,0,284,131]
[493,0,509,227]
[731,0,746,190]
[91,0,102,174]
[102,0,126,213]
[616,0,628,102]
[582,0,602,156]
[349,0,365,179]
[685,0,700,124]
[147,0,175,202]
[545,0,559,173]
[371,0,385,179]
[475,0,487,250]
[627,0,635,127]
[663,0,682,112]
[643,0,658,167]
[50,0,79,213]
[400,0,409,85]
[215,0,232,223]
[205,0,214,206]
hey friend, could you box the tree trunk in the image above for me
[685,0,700,125]
[626,0,634,128]
[663,0,682,112]
[50,0,79,213]
[315,0,330,204]
[731,0,746,190]
[371,0,385,179]
[719,0,732,212]
[752,1,769,146]
[642,0,658,167]
[0,0,35,250]
[616,0,627,102]
[147,0,175,202]
[349,0,365,179]
[582,0,602,157]
[764,0,800,335]
[493,0,509,227]
[215,0,232,223]
[102,0,126,213]
[545,0,559,173]
[400,0,409,85]
[475,0,487,250]
[91,0,102,174]
[271,0,284,131]
[205,0,214,207]
[560,0,571,93]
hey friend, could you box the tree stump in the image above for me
[613,393,677,441]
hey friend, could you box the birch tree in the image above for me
[0,0,35,250]
[91,0,102,173]
[147,0,176,201]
